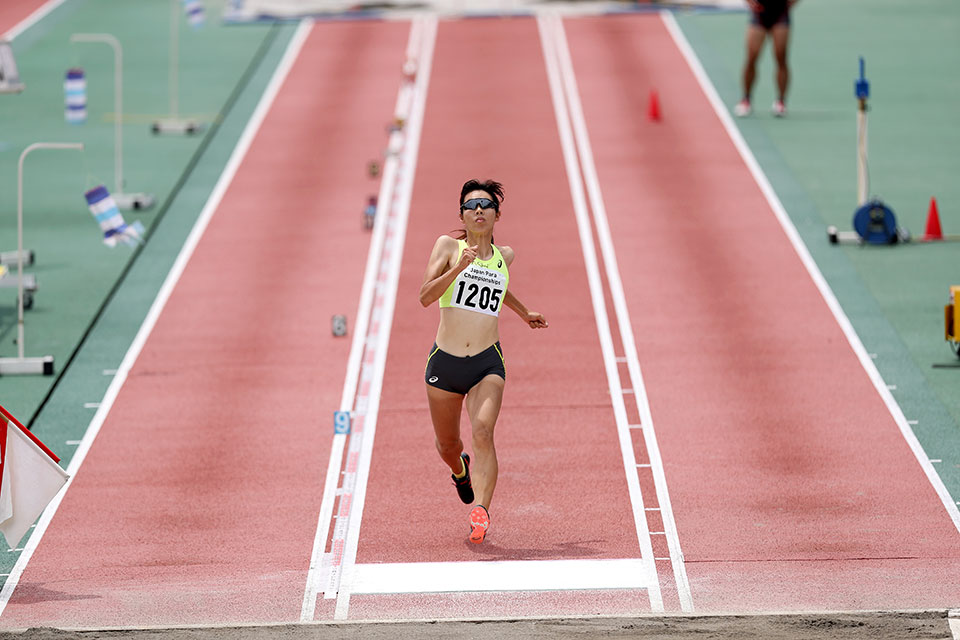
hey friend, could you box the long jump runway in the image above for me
[2,11,959,629]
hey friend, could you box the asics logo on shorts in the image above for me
[429,376,439,383]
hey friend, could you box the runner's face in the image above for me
[460,190,499,231]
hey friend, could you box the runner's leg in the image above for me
[771,23,790,102]
[427,385,466,474]
[742,24,766,100]
[465,374,505,509]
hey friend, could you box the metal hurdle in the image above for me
[0,142,84,377]
[70,33,155,210]
[152,0,205,136]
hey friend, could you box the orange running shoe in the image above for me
[469,505,489,544]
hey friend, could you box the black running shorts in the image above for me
[424,342,505,395]
[751,3,790,30]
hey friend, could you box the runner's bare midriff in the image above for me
[436,307,500,356]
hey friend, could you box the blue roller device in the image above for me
[853,200,899,244]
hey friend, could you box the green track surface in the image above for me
[0,0,295,568]
[675,0,960,499]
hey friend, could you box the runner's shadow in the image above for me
[7,583,102,604]
[463,539,605,561]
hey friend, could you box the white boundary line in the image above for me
[662,10,960,534]
[350,559,649,594]
[2,0,70,41]
[537,12,662,612]
[548,14,692,612]
[332,14,437,621]
[0,19,314,620]
[299,17,423,622]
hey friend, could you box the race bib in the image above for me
[449,263,506,317]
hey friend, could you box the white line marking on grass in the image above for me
[538,12,663,612]
[2,0,70,41]
[0,19,314,619]
[350,559,651,594]
[662,10,960,535]
[83,403,100,409]
[545,12,693,612]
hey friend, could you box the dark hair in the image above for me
[459,179,504,211]
[454,179,504,243]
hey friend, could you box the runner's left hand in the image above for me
[525,312,548,329]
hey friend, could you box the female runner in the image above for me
[419,179,548,543]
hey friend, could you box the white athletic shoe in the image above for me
[772,100,787,118]
[733,99,752,117]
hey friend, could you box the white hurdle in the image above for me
[70,33,155,210]
[152,0,204,136]
[0,142,84,377]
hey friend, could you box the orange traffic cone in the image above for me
[923,196,943,240]
[648,90,661,122]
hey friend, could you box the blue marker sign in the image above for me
[334,411,351,434]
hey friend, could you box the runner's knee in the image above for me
[471,426,495,451]
[435,436,463,457]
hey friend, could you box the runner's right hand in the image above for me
[456,245,479,272]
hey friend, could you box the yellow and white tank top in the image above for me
[439,240,509,317]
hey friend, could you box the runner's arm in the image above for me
[504,290,548,329]
[419,236,476,307]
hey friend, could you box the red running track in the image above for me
[2,11,959,630]
[1,20,409,629]
[0,0,50,37]
[563,14,960,612]
[348,16,651,621]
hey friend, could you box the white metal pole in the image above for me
[70,33,122,196]
[170,0,179,118]
[857,102,868,206]
[16,142,84,358]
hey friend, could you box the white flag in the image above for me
[0,406,69,549]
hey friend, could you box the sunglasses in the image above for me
[460,198,497,212]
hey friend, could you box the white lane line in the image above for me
[662,10,960,535]
[949,609,960,640]
[537,12,662,612]
[332,15,437,622]
[547,13,692,612]
[2,0,70,41]
[351,559,649,594]
[0,19,314,620]
[299,17,424,622]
